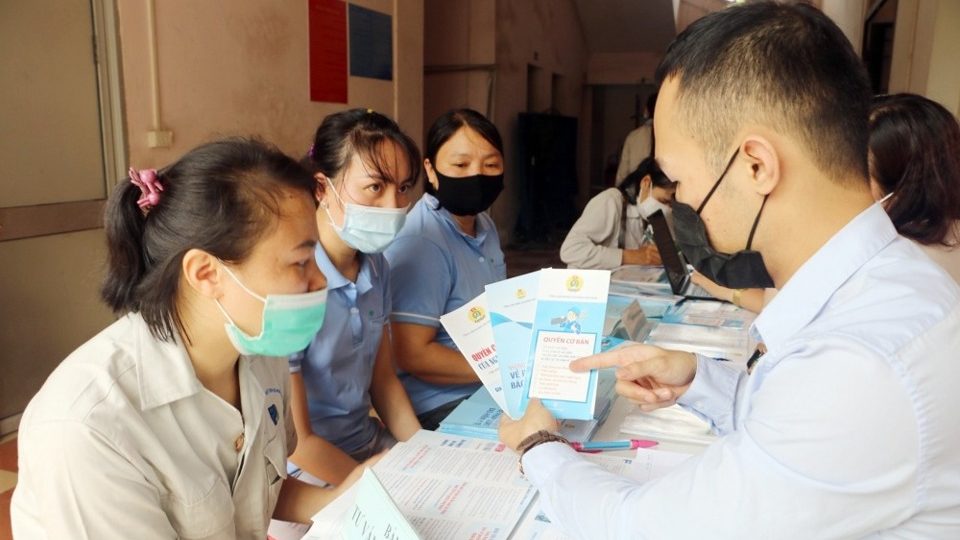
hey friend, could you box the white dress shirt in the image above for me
[616,123,654,183]
[12,313,297,540]
[524,203,960,539]
[918,221,960,284]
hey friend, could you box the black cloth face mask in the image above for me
[433,170,504,216]
[671,148,775,289]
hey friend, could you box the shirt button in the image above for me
[479,257,485,263]
[235,433,245,452]
[350,307,359,315]
[695,401,704,410]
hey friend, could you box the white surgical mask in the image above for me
[638,195,671,220]
[323,185,407,253]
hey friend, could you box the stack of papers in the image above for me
[609,265,684,318]
[306,430,698,540]
[610,265,671,289]
[644,322,752,363]
[306,431,535,540]
[607,282,682,318]
[661,300,757,329]
[619,404,718,446]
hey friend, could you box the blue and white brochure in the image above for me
[485,271,541,419]
[525,269,610,420]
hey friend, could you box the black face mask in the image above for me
[433,170,504,216]
[671,149,775,289]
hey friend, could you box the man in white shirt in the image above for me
[500,2,960,538]
[614,92,658,184]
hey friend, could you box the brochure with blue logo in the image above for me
[483,271,541,419]
[524,268,611,420]
[438,292,507,412]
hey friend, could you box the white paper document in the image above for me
[644,322,752,363]
[526,269,610,420]
[610,265,671,288]
[661,300,758,330]
[342,469,422,540]
[439,292,508,412]
[529,330,596,401]
[305,431,534,540]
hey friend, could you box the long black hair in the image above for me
[870,93,960,247]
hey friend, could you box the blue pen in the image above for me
[569,439,658,452]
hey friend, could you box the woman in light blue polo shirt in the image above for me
[384,108,508,430]
[288,109,422,486]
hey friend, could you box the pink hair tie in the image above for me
[129,167,163,212]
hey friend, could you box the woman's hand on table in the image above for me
[690,270,732,301]
[570,345,697,411]
[622,244,662,266]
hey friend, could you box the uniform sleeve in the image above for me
[287,351,303,374]
[522,341,919,539]
[15,420,180,540]
[386,235,452,327]
[560,190,625,270]
[675,354,745,435]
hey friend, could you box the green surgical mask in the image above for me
[215,263,327,356]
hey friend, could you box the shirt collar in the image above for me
[423,193,490,245]
[313,243,375,294]
[133,313,204,410]
[752,202,897,349]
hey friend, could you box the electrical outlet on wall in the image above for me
[147,130,173,148]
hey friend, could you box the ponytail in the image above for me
[98,138,316,341]
[100,179,152,312]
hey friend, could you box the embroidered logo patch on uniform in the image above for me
[268,404,279,425]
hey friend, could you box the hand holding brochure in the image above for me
[438,370,619,442]
[441,269,611,422]
[524,269,611,420]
